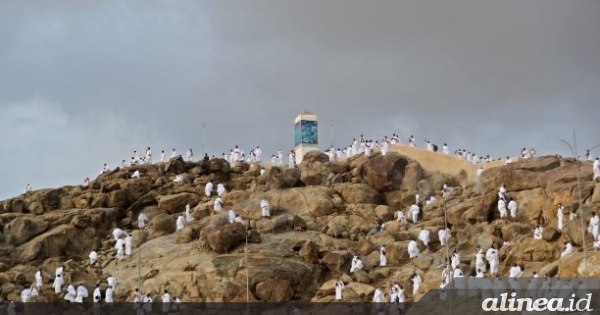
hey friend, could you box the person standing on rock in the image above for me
[176,216,185,231]
[407,239,419,261]
[185,148,193,162]
[396,210,407,229]
[498,184,507,200]
[214,197,223,213]
[438,227,450,247]
[143,294,153,312]
[217,183,226,197]
[185,204,194,223]
[205,181,214,198]
[334,278,344,301]
[497,198,507,219]
[138,212,149,229]
[373,287,385,303]
[105,285,114,305]
[410,203,420,224]
[533,225,543,240]
[508,198,518,220]
[589,212,600,240]
[34,268,43,291]
[379,246,387,267]
[557,204,565,231]
[475,250,486,273]
[93,284,101,302]
[509,263,523,277]
[412,273,422,297]
[260,199,271,218]
[125,234,133,256]
[488,250,499,277]
[116,243,126,263]
[451,251,460,270]
[89,251,99,265]
[350,256,364,273]
[288,150,296,169]
[389,282,399,302]
[418,228,430,248]
[593,158,600,182]
[561,242,574,257]
[160,150,165,163]
[162,290,171,313]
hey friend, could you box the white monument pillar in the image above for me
[294,110,319,164]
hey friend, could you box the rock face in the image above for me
[205,223,247,254]
[0,151,598,303]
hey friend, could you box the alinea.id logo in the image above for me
[482,292,593,312]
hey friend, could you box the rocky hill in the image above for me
[1,145,599,303]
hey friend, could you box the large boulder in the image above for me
[18,225,96,262]
[334,183,384,204]
[558,252,600,277]
[205,223,246,254]
[255,279,294,302]
[157,193,199,214]
[361,154,411,192]
[299,161,327,186]
[321,251,352,274]
[268,187,337,217]
[149,213,176,237]
[302,151,329,164]
[3,217,49,246]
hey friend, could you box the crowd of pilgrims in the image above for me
[15,133,600,308]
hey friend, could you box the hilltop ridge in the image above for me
[0,145,599,303]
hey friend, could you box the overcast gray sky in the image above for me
[1,0,599,200]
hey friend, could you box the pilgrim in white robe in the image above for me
[138,212,149,229]
[593,159,600,181]
[143,295,154,312]
[176,216,185,231]
[35,270,43,290]
[373,288,385,303]
[125,235,132,256]
[410,204,420,223]
[497,199,507,218]
[334,280,344,301]
[115,238,124,254]
[116,244,125,261]
[475,252,486,273]
[408,240,420,259]
[379,247,387,267]
[53,275,64,294]
[228,210,236,223]
[185,204,194,223]
[214,197,223,212]
[533,226,543,240]
[451,253,460,270]
[93,286,101,301]
[412,274,422,296]
[509,265,523,278]
[76,285,88,303]
[89,251,98,265]
[205,182,213,198]
[350,256,364,273]
[105,286,114,304]
[438,228,450,246]
[488,251,499,276]
[557,206,564,230]
[508,199,518,219]
[260,199,271,218]
[561,243,574,257]
[217,183,226,196]
[162,291,171,313]
[64,284,77,302]
[131,170,140,178]
[112,228,126,241]
[418,229,430,247]
[21,288,32,303]
[589,214,600,239]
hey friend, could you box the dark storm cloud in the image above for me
[1,0,599,199]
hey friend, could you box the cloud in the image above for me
[0,98,158,200]
[0,1,599,200]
